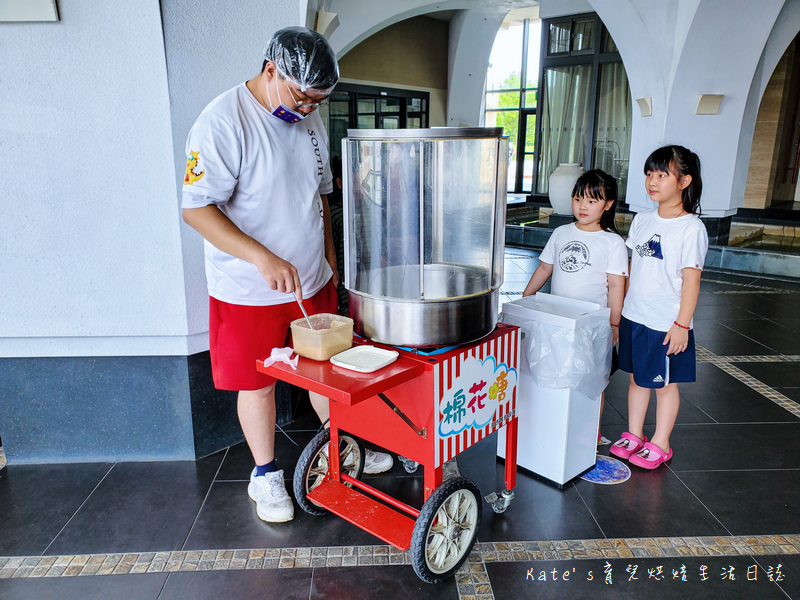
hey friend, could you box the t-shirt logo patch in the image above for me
[184,151,205,185]
[558,241,591,272]
[636,234,663,259]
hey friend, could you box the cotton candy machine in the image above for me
[342,128,508,347]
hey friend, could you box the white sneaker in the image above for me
[248,469,294,522]
[363,449,393,474]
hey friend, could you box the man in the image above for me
[182,27,391,523]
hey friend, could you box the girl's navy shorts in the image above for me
[617,316,696,388]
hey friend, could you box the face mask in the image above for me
[266,77,306,123]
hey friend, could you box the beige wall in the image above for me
[338,16,448,89]
[743,38,800,209]
[337,15,449,126]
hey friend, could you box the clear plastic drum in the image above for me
[343,128,508,347]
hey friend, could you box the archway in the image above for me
[742,32,800,215]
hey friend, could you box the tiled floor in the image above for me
[2,248,799,599]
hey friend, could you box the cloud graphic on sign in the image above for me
[438,355,518,437]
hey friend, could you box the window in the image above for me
[537,64,593,193]
[535,13,632,201]
[484,16,541,193]
[323,84,430,163]
[593,63,632,195]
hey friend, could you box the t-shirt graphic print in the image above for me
[635,234,663,259]
[558,241,591,272]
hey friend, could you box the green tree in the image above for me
[494,73,520,157]
[490,73,536,160]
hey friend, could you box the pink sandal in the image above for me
[609,432,648,460]
[629,442,673,469]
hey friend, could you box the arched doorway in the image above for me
[743,33,800,214]
[736,32,800,250]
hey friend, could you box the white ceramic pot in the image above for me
[548,163,585,215]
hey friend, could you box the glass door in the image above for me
[407,97,428,129]
[379,97,401,129]
[357,97,377,129]
[325,84,430,163]
[536,64,592,194]
[592,62,632,197]
[533,13,632,201]
[328,91,350,160]
[520,111,537,193]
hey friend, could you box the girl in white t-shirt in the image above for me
[611,145,708,470]
[523,169,628,443]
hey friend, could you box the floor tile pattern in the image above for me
[2,535,798,580]
[696,346,800,418]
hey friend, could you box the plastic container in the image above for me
[291,314,354,361]
[497,293,612,487]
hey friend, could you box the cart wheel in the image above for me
[293,429,365,516]
[399,456,419,473]
[410,477,482,583]
[485,490,515,514]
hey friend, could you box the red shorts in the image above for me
[208,281,338,391]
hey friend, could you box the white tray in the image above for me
[330,345,399,373]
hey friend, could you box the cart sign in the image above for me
[439,356,517,436]
[435,328,519,466]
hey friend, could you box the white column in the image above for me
[446,9,510,127]
[590,0,785,216]
[162,0,303,352]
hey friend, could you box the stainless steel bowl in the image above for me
[348,264,498,347]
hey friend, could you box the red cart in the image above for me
[257,323,520,583]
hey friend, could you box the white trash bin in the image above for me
[497,293,612,487]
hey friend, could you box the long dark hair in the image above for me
[571,169,619,234]
[643,145,703,214]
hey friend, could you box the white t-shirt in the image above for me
[182,83,333,306]
[622,209,709,332]
[538,223,628,307]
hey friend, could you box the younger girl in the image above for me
[610,145,708,469]
[523,169,628,442]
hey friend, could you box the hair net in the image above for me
[263,26,339,93]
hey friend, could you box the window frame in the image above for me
[324,83,430,161]
[483,18,539,194]
[530,12,627,203]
